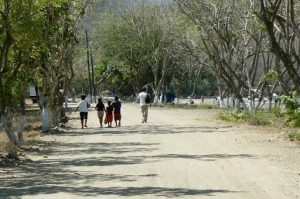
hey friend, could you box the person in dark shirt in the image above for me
[112,96,122,127]
[105,101,113,128]
[95,98,105,128]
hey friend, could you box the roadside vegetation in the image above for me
[288,131,300,142]
[1,0,300,154]
[0,110,42,151]
[218,109,280,126]
[154,103,218,110]
[0,110,42,166]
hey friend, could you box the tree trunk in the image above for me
[226,97,230,108]
[71,88,76,102]
[268,95,273,112]
[159,92,164,104]
[51,107,59,127]
[35,86,42,111]
[42,106,50,132]
[64,96,68,109]
[248,99,254,116]
[154,94,159,104]
[235,99,241,112]
[3,107,19,146]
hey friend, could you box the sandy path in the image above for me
[1,104,300,199]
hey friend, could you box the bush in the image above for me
[249,112,273,125]
[218,110,248,122]
[288,131,300,141]
[271,106,283,117]
[155,103,218,109]
[281,92,300,127]
[219,110,278,125]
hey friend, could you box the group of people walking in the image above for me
[76,88,151,129]
[95,96,121,128]
[76,95,121,128]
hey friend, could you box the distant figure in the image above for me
[137,88,149,123]
[201,96,205,103]
[217,96,221,106]
[95,98,105,128]
[273,93,278,104]
[188,96,193,104]
[105,101,113,128]
[76,95,90,129]
[112,96,122,127]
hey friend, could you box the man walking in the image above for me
[137,88,150,123]
[76,95,90,129]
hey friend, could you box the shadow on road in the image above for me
[0,125,248,198]
[1,185,237,198]
[53,124,232,137]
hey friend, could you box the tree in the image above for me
[175,0,281,112]
[34,0,89,131]
[93,2,186,103]
[0,0,88,145]
[255,0,300,92]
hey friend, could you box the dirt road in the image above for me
[1,104,300,198]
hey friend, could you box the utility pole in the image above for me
[85,29,92,102]
[90,53,96,103]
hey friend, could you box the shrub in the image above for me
[281,92,300,127]
[218,110,248,122]
[159,103,218,109]
[288,131,300,141]
[198,103,217,109]
[249,112,273,125]
[219,110,278,125]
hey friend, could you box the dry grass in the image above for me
[0,133,12,152]
[0,110,42,153]
[0,131,42,153]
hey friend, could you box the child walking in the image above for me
[105,101,113,128]
[95,98,105,128]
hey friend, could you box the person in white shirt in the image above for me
[76,95,90,129]
[137,88,149,123]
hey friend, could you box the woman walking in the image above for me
[95,98,105,128]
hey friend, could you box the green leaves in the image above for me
[281,92,300,127]
[265,70,279,82]
[36,0,68,8]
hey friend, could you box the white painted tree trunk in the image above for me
[154,94,159,104]
[235,99,241,112]
[248,99,254,116]
[42,107,50,132]
[3,107,19,146]
[220,99,225,108]
[226,97,230,108]
[64,96,68,109]
[159,92,164,104]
